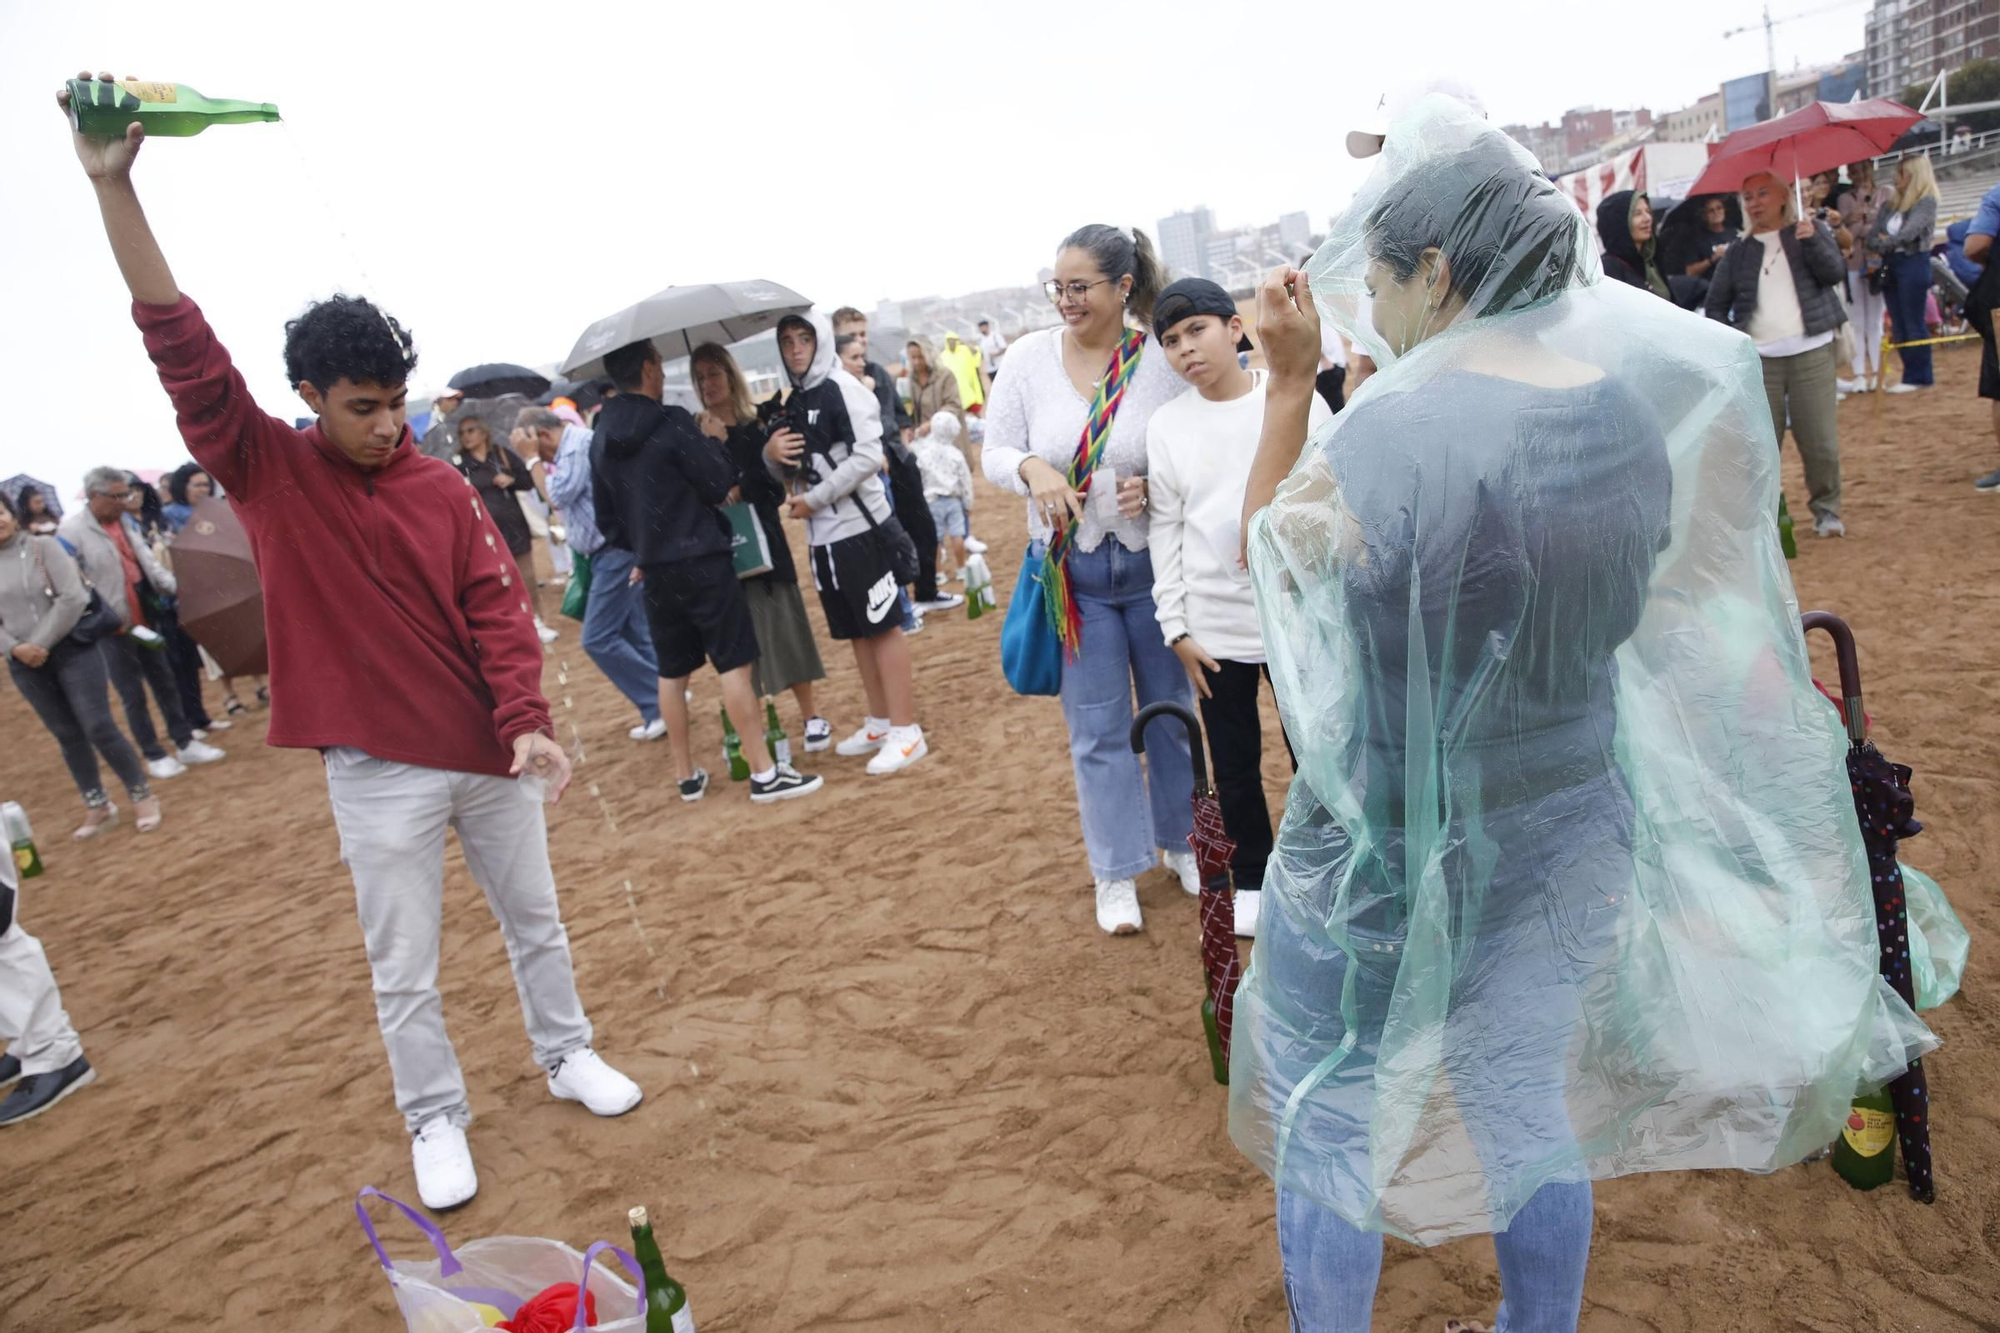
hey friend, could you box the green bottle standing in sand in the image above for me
[1832,1086,1897,1190]
[66,79,280,138]
[3,801,42,880]
[963,553,994,620]
[1778,495,1798,561]
[1201,991,1228,1085]
[628,1206,696,1333]
[764,701,790,766]
[719,708,750,782]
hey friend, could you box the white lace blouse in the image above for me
[979,326,1184,553]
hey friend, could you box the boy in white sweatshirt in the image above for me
[914,411,976,580]
[1145,279,1331,938]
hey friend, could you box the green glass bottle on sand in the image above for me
[764,701,790,766]
[1778,495,1798,561]
[719,708,750,782]
[1831,1086,1896,1190]
[628,1206,696,1333]
[66,79,279,138]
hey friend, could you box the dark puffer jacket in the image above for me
[1703,221,1848,340]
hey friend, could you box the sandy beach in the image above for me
[3,354,1997,1332]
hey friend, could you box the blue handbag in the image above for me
[1000,544,1062,696]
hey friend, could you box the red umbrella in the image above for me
[1688,99,1923,204]
[1132,701,1240,1086]
[171,497,267,676]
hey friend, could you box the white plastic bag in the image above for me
[357,1187,650,1332]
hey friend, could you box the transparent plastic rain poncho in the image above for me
[1230,98,1940,1245]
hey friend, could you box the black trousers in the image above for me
[162,614,213,729]
[886,444,940,598]
[8,638,150,803]
[104,631,192,760]
[1197,658,1295,891]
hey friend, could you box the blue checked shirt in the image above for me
[545,424,605,555]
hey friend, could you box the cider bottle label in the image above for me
[1841,1105,1894,1157]
[118,80,178,103]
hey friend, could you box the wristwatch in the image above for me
[1168,633,1191,648]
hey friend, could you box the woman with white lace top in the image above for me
[982,224,1197,936]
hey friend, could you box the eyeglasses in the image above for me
[1044,278,1112,306]
[94,488,131,501]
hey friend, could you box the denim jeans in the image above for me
[579,545,660,723]
[1885,252,1935,386]
[8,638,151,806]
[1276,1181,1594,1331]
[1055,539,1195,880]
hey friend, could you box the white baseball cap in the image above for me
[1347,78,1488,158]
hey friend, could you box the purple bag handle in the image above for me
[355,1185,463,1278]
[574,1241,648,1330]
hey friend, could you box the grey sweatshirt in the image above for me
[0,530,88,655]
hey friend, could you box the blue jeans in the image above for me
[579,546,660,722]
[1885,251,1934,386]
[1055,539,1195,880]
[1277,1181,1594,1331]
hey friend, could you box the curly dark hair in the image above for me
[283,294,418,391]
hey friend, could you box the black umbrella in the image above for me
[1803,611,1936,1205]
[1658,193,1744,277]
[536,375,613,410]
[448,362,552,399]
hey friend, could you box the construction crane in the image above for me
[1723,0,1868,122]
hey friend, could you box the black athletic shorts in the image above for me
[1981,318,2000,401]
[810,527,904,641]
[642,552,759,679]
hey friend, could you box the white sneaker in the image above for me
[203,718,233,730]
[179,739,227,765]
[629,718,668,742]
[915,592,965,613]
[411,1116,478,1211]
[146,756,187,780]
[836,720,891,756]
[802,717,834,752]
[865,725,929,775]
[1234,888,1261,939]
[1835,377,1858,394]
[1161,847,1201,895]
[1094,878,1143,935]
[964,536,988,554]
[191,727,209,740]
[1885,382,1924,395]
[535,619,560,644]
[547,1048,643,1117]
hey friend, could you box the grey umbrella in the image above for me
[561,280,812,377]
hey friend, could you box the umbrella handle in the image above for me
[1801,611,1866,746]
[1131,700,1209,792]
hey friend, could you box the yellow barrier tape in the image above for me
[1881,332,1983,351]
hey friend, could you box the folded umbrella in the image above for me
[562,280,812,377]
[1688,99,1922,209]
[1803,611,1936,1205]
[1132,700,1239,1086]
[171,497,266,677]
[449,362,553,400]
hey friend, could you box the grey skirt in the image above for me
[743,577,826,699]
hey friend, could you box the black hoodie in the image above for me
[1596,190,1670,300]
[589,392,737,567]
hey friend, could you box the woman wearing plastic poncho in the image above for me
[1230,99,1936,1329]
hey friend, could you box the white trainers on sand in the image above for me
[146,756,187,780]
[1161,848,1201,895]
[629,718,668,742]
[535,619,560,644]
[411,1116,477,1211]
[180,740,227,765]
[836,720,891,757]
[865,725,928,775]
[547,1049,643,1117]
[1234,888,1261,939]
[1095,878,1143,935]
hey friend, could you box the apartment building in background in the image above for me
[1867,0,2000,103]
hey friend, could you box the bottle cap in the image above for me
[629,1206,649,1227]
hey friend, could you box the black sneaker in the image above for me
[678,767,710,803]
[750,763,824,804]
[0,1056,96,1127]
[0,1054,19,1087]
[1976,467,2000,492]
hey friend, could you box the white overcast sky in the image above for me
[2,0,1870,501]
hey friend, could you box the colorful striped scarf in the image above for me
[1044,326,1147,659]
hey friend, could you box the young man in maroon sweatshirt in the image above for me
[60,74,640,1212]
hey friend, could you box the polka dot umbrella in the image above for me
[1804,611,1935,1204]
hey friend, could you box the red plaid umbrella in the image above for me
[1133,701,1240,1085]
[1804,611,1935,1204]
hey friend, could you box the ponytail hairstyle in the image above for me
[1058,224,1166,328]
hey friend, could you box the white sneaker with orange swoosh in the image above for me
[866,725,929,776]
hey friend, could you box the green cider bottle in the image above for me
[1832,1086,1897,1190]
[764,701,790,766]
[67,79,280,138]
[628,1206,696,1333]
[1777,494,1798,560]
[719,708,750,782]
[1201,992,1229,1086]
